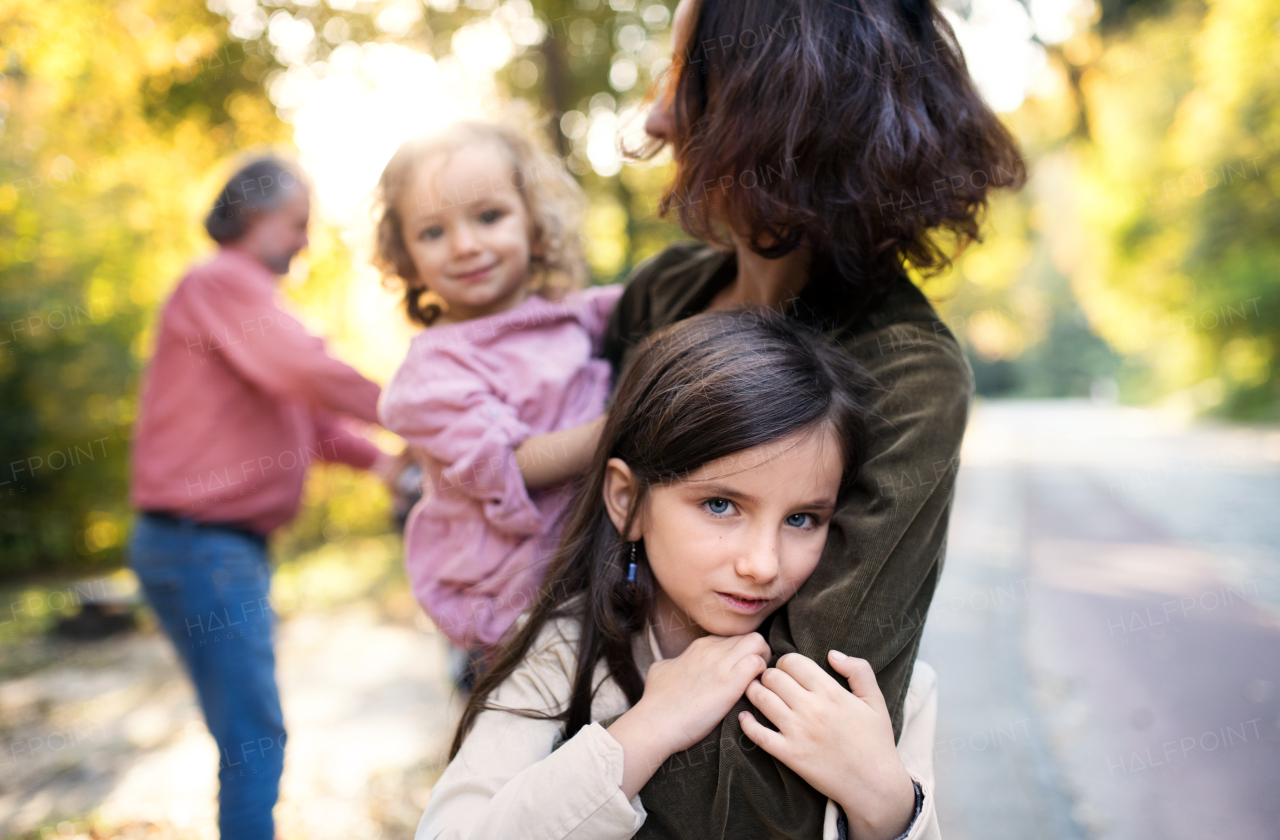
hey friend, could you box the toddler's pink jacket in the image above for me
[380,285,625,648]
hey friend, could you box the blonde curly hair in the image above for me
[372,121,588,327]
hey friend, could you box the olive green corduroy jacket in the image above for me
[601,243,973,840]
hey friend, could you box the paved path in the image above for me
[922,400,1280,839]
[0,601,456,839]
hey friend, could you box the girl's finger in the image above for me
[759,665,808,710]
[828,651,889,715]
[745,679,795,729]
[738,710,787,757]
[732,632,768,665]
[731,652,769,686]
[775,651,839,692]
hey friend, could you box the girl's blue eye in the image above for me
[705,498,733,516]
[786,513,814,528]
[479,208,503,223]
[420,225,444,240]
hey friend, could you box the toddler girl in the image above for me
[376,122,623,661]
[421,312,940,840]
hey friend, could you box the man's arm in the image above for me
[635,322,973,840]
[187,265,381,423]
[310,410,384,470]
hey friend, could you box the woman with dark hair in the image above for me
[601,0,1026,837]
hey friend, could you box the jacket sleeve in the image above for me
[380,349,543,537]
[185,263,381,423]
[791,322,972,737]
[418,624,647,840]
[636,322,972,840]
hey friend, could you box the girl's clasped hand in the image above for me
[742,651,918,840]
[614,634,915,839]
[605,632,771,798]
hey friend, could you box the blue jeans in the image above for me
[129,514,284,840]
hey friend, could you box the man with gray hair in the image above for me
[128,156,399,839]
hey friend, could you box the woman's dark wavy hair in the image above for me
[450,310,878,758]
[646,0,1026,296]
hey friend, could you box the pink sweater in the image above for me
[131,248,382,535]
[380,285,625,648]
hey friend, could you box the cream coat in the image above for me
[418,616,941,840]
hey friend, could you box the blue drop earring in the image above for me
[626,542,638,583]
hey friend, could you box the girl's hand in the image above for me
[740,651,916,840]
[607,632,770,798]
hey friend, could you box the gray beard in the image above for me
[263,251,295,275]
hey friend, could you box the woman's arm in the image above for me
[515,415,605,491]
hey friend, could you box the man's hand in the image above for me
[371,449,411,491]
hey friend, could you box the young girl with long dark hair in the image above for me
[418,312,939,840]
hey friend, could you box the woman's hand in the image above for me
[607,632,770,799]
[740,650,916,840]
[515,415,606,490]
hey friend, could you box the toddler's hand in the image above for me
[740,651,916,840]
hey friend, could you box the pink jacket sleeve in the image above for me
[380,350,543,537]
[186,261,381,424]
[568,284,625,353]
[311,411,381,470]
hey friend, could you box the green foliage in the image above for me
[932,0,1277,417]
[0,0,287,576]
[1074,0,1280,417]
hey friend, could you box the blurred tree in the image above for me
[1073,0,1279,417]
[0,0,287,576]
[932,0,1277,417]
